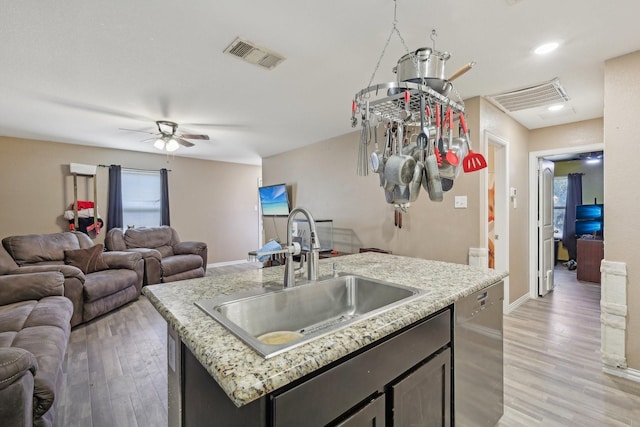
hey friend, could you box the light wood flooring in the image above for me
[55,264,640,426]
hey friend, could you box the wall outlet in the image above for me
[454,196,468,209]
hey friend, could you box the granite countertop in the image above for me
[143,252,508,407]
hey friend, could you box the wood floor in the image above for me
[55,264,640,426]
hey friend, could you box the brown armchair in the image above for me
[1,232,143,326]
[0,270,72,427]
[105,226,207,285]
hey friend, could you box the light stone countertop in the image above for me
[143,252,508,407]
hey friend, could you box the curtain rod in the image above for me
[98,164,172,172]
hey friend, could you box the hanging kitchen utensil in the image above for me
[421,112,443,202]
[357,101,371,176]
[416,96,428,158]
[459,112,488,172]
[441,178,454,192]
[445,108,460,166]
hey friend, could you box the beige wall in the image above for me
[604,51,640,369]
[529,118,604,152]
[0,136,261,263]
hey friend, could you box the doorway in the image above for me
[482,132,509,311]
[528,143,604,299]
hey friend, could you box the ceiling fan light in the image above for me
[154,138,166,150]
[166,139,179,152]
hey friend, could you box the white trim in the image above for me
[484,131,511,313]
[207,260,258,269]
[602,366,640,384]
[527,143,604,299]
[504,292,529,315]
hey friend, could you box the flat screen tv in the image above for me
[576,204,604,220]
[258,183,290,216]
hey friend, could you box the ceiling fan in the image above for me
[122,120,210,152]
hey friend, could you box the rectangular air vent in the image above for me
[487,78,569,112]
[224,37,285,70]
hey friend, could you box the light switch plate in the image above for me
[454,196,468,209]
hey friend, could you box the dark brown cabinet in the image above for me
[577,238,604,283]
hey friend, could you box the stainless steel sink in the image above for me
[195,275,426,358]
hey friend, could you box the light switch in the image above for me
[454,196,468,209]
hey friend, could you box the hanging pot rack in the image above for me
[353,81,465,127]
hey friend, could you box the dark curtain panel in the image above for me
[562,173,583,260]
[160,168,170,226]
[107,165,123,231]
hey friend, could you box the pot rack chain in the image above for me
[365,0,420,93]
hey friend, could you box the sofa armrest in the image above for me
[173,241,206,255]
[13,264,85,283]
[173,242,208,271]
[101,251,144,270]
[0,272,64,306]
[0,348,37,392]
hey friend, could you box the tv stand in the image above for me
[577,238,604,284]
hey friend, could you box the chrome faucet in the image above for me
[285,207,321,288]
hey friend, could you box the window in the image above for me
[121,169,161,228]
[553,176,568,238]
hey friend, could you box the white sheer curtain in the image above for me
[121,169,161,228]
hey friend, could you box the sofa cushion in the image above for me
[0,300,37,333]
[124,227,173,250]
[0,246,19,275]
[64,244,108,274]
[83,269,139,302]
[161,254,203,278]
[3,233,80,265]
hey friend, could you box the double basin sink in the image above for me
[196,275,426,358]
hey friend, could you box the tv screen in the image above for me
[258,183,290,216]
[575,220,603,236]
[576,204,604,220]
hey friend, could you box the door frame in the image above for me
[527,142,604,299]
[481,131,510,312]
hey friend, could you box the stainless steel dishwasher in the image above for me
[454,281,504,427]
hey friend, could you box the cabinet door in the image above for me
[335,395,386,427]
[390,348,451,427]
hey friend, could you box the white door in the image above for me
[538,159,555,296]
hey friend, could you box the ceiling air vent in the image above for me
[487,78,569,112]
[224,37,285,70]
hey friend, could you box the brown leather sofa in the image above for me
[105,226,207,285]
[0,270,72,427]
[1,232,144,327]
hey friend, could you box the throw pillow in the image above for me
[64,244,109,274]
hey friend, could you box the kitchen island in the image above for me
[143,252,508,426]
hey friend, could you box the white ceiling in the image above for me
[1,0,639,166]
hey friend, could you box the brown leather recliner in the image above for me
[105,226,207,285]
[1,232,144,327]
[0,270,72,427]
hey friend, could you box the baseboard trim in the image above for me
[505,293,529,315]
[603,366,640,384]
[207,260,256,268]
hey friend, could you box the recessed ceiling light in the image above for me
[548,104,565,111]
[534,42,559,55]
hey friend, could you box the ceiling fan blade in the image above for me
[176,138,195,147]
[180,134,210,140]
[119,127,157,135]
[182,123,248,129]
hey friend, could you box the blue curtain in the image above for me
[107,165,123,231]
[562,173,583,260]
[160,168,170,226]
